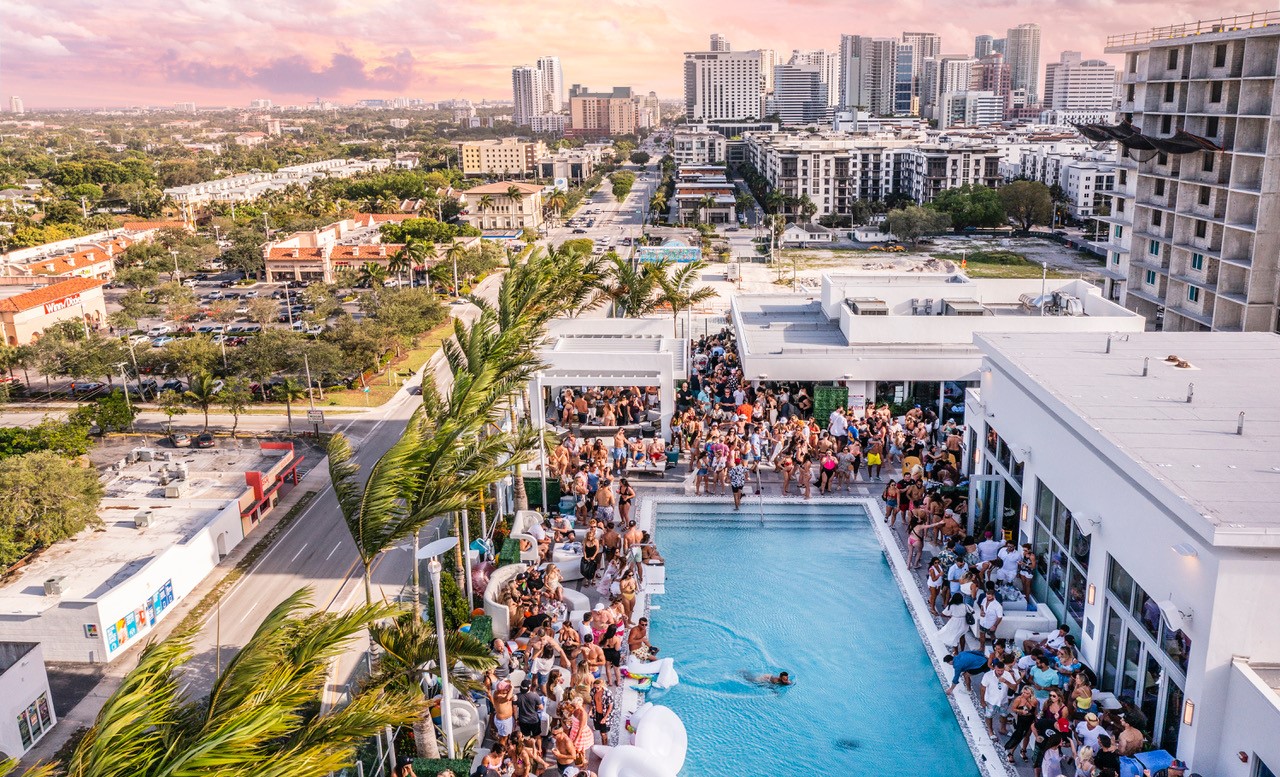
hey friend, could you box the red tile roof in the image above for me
[27,248,116,276]
[0,278,107,313]
[267,247,326,262]
[330,244,405,260]
[122,220,190,232]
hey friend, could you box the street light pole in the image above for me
[170,250,180,283]
[417,536,460,760]
[117,363,133,430]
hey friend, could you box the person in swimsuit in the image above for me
[600,623,623,686]
[617,477,635,523]
[909,516,945,570]
[745,671,792,686]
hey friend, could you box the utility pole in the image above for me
[117,363,133,430]
[170,250,180,283]
[80,196,88,220]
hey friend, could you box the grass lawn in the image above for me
[320,320,456,407]
[940,250,1073,280]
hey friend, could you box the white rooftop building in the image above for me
[0,443,302,663]
[966,331,1280,776]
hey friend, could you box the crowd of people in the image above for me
[479,505,662,776]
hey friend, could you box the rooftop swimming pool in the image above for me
[648,500,981,776]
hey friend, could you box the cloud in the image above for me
[161,50,416,96]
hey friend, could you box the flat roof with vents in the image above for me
[977,331,1280,543]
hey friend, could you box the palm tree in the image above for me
[505,185,525,226]
[184,373,219,432]
[387,248,412,289]
[399,238,433,287]
[445,242,470,297]
[654,259,719,336]
[649,191,667,222]
[602,253,662,318]
[328,421,427,606]
[277,376,308,433]
[544,189,568,226]
[6,589,423,777]
[359,261,388,289]
[698,194,717,225]
[368,613,497,759]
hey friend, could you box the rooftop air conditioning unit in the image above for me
[44,576,67,596]
[135,509,154,528]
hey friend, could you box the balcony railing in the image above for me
[1106,10,1280,47]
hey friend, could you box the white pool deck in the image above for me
[634,495,1012,777]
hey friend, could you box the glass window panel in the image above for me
[1161,682,1183,752]
[1108,558,1134,608]
[1102,609,1124,693]
[1160,621,1191,675]
[1140,653,1162,734]
[1053,502,1072,546]
[1066,563,1087,625]
[1037,482,1056,530]
[1134,585,1161,640]
[997,439,1011,471]
[1071,521,1092,571]
[1047,546,1068,604]
[1121,630,1142,703]
[1012,457,1025,484]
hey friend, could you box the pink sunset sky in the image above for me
[2,0,1235,109]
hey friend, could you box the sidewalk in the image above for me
[17,468,326,770]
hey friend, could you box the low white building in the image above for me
[966,331,1280,776]
[0,642,55,759]
[731,271,1143,414]
[0,443,301,663]
[672,129,727,165]
[780,223,834,246]
[939,91,1005,129]
[528,318,688,441]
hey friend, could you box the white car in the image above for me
[147,325,172,337]
[127,334,151,346]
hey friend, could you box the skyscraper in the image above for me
[536,56,565,113]
[709,34,730,52]
[769,63,831,125]
[790,50,841,108]
[839,35,900,115]
[1006,23,1042,105]
[9,96,24,115]
[1044,51,1117,112]
[683,49,764,122]
[902,32,942,99]
[512,65,540,125]
[895,44,916,114]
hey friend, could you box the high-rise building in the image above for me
[1101,14,1280,332]
[709,34,730,52]
[839,35,900,116]
[974,54,1012,102]
[1044,51,1117,113]
[567,85,636,138]
[921,55,979,119]
[759,49,779,94]
[683,49,764,121]
[992,38,1007,56]
[536,56,565,113]
[939,91,1005,128]
[9,96,24,115]
[974,35,995,59]
[790,50,841,109]
[902,32,942,98]
[1006,23,1042,105]
[768,63,831,126]
[512,65,541,126]
[894,43,916,114]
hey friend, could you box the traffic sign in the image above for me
[307,410,325,424]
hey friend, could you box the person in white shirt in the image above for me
[828,408,849,446]
[977,590,1005,651]
[977,531,1003,562]
[979,659,1018,736]
[996,540,1022,585]
[1074,712,1109,752]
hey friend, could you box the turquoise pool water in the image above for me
[648,501,981,776]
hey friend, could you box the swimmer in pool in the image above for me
[744,671,793,686]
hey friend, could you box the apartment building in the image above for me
[1045,51,1118,114]
[838,35,901,116]
[673,129,727,165]
[683,50,764,122]
[1102,11,1280,332]
[456,138,549,178]
[743,131,1001,216]
[938,91,1005,128]
[920,55,978,120]
[768,63,832,126]
[459,181,546,232]
[1006,23,1043,106]
[901,32,943,99]
[567,85,636,138]
[898,143,1003,202]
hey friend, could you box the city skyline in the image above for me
[4,0,1211,109]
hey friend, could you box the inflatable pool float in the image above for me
[594,703,688,777]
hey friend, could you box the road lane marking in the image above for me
[289,544,309,563]
[325,541,342,560]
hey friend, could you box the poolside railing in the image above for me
[1106,10,1280,48]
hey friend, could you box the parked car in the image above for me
[147,324,172,337]
[194,432,216,449]
[169,433,192,448]
[161,379,185,392]
[68,381,107,398]
[151,336,176,348]
[242,290,259,298]
[205,290,224,300]
[127,333,151,346]
[571,228,588,234]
